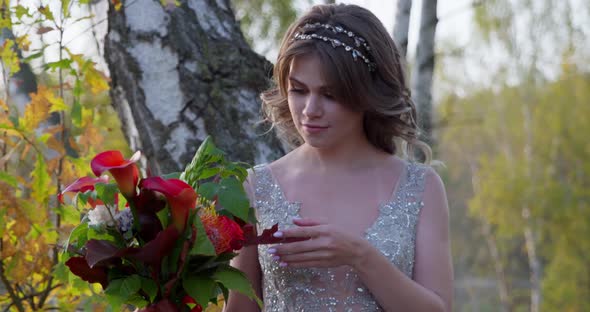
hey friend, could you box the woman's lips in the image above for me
[302,124,329,134]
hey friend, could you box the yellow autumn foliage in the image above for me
[20,86,52,131]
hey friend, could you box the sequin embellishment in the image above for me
[252,162,427,311]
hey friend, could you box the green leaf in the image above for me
[200,167,220,180]
[57,204,81,225]
[0,171,18,188]
[213,266,262,307]
[218,177,250,221]
[198,182,219,200]
[87,226,115,241]
[22,51,44,63]
[105,275,142,308]
[53,260,71,283]
[72,78,83,126]
[94,183,119,206]
[162,172,181,179]
[180,136,225,188]
[126,294,149,309]
[45,59,73,72]
[183,275,216,308]
[63,223,88,253]
[61,0,72,18]
[156,207,169,229]
[38,133,52,143]
[31,153,51,204]
[0,208,6,237]
[141,277,158,303]
[38,5,55,21]
[190,214,216,256]
[104,281,125,310]
[14,5,32,19]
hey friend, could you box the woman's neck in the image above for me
[295,138,390,173]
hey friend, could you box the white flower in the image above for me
[115,208,134,233]
[88,205,116,227]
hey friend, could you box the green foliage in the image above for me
[231,0,306,56]
[180,136,252,222]
[0,0,129,310]
[439,67,590,310]
[213,266,262,307]
[190,214,216,256]
[183,275,216,308]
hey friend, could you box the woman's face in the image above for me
[287,53,365,149]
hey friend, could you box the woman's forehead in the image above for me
[288,53,331,88]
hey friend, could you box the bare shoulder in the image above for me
[267,149,300,179]
[422,166,448,205]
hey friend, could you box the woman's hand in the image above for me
[268,217,370,269]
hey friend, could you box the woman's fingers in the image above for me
[275,224,324,239]
[283,260,332,269]
[272,237,323,255]
[276,250,331,263]
[292,217,328,227]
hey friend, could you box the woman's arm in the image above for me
[223,176,263,312]
[223,245,263,312]
[352,168,453,311]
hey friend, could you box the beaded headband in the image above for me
[292,22,377,72]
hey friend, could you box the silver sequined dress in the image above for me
[251,162,427,312]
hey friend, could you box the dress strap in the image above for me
[250,164,274,206]
[395,162,428,216]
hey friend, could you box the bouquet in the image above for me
[59,137,283,311]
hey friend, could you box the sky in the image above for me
[15,0,475,72]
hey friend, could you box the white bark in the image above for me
[411,0,437,146]
[471,161,511,311]
[393,0,412,60]
[0,29,37,115]
[105,0,284,174]
[522,102,542,312]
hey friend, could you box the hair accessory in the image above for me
[293,22,376,72]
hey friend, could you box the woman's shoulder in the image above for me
[248,150,296,183]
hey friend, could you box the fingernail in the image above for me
[267,248,276,254]
[273,231,283,238]
[292,217,301,222]
[279,262,288,267]
[272,255,280,261]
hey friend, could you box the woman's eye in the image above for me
[288,88,304,93]
[323,93,334,99]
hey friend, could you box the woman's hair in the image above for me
[261,3,432,163]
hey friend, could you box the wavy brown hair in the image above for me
[261,3,431,162]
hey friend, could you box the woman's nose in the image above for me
[303,94,323,118]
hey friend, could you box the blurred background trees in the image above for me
[0,0,588,311]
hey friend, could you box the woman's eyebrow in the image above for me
[288,76,305,86]
[288,76,331,90]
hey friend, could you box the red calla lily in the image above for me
[91,150,141,198]
[140,177,197,232]
[59,175,109,204]
[65,256,108,289]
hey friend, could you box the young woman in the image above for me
[224,4,452,311]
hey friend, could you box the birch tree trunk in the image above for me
[470,161,511,311]
[0,29,37,114]
[411,0,437,146]
[522,102,542,312]
[392,0,412,60]
[104,0,284,175]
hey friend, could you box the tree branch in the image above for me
[0,259,25,312]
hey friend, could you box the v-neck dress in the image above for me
[250,162,428,312]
